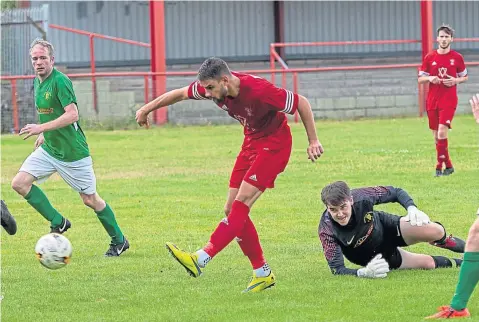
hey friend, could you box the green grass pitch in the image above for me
[1,115,478,321]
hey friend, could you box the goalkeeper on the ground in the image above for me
[318,181,464,279]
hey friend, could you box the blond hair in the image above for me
[29,38,54,57]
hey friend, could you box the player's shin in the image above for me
[203,200,250,258]
[450,252,479,310]
[236,217,268,276]
[95,203,124,244]
[436,139,447,170]
[441,138,453,168]
[431,255,462,268]
[25,185,64,228]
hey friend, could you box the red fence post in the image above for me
[89,35,98,115]
[149,0,167,125]
[144,75,149,104]
[293,72,299,123]
[270,44,276,84]
[11,79,19,133]
[420,0,433,118]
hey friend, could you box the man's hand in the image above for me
[470,93,479,124]
[442,75,457,87]
[429,76,441,84]
[135,108,150,128]
[357,254,390,278]
[405,206,430,226]
[34,133,44,149]
[19,124,44,140]
[307,139,324,162]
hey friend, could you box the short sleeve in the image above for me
[259,82,299,115]
[187,81,209,100]
[418,53,431,77]
[456,54,467,77]
[56,76,77,108]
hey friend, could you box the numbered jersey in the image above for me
[188,72,299,139]
[34,68,90,162]
[418,50,467,110]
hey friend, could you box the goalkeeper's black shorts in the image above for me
[377,212,408,269]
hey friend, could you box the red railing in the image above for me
[0,65,422,133]
[3,60,478,133]
[269,39,422,84]
[270,39,479,117]
[49,24,151,114]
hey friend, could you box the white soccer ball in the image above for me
[35,233,72,270]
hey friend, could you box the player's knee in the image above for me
[81,194,97,209]
[467,222,479,242]
[11,175,30,196]
[437,127,448,139]
[431,222,446,240]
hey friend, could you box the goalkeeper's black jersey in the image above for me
[318,186,416,276]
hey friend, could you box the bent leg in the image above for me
[399,217,445,245]
[204,181,262,258]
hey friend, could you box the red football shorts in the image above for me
[426,97,458,130]
[427,107,457,130]
[229,125,292,192]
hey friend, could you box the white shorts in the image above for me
[19,147,97,195]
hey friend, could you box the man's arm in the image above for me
[417,53,440,85]
[41,103,79,132]
[354,186,416,210]
[418,75,441,85]
[470,93,479,123]
[297,95,324,162]
[19,103,79,140]
[136,86,190,126]
[355,186,430,226]
[319,217,358,276]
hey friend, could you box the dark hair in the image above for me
[197,57,231,81]
[437,24,454,37]
[321,181,351,206]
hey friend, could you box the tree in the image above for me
[1,0,17,11]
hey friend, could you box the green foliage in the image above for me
[1,0,17,11]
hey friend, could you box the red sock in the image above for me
[442,138,453,168]
[437,138,453,169]
[436,139,446,170]
[203,200,250,258]
[236,217,265,269]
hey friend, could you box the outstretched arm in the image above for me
[136,86,189,127]
[297,95,324,162]
[354,186,416,210]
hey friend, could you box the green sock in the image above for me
[25,185,63,228]
[450,252,479,310]
[95,203,124,244]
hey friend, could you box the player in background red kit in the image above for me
[135,57,324,293]
[418,24,468,177]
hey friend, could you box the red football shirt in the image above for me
[418,50,467,110]
[187,72,299,138]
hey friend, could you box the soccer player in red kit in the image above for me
[418,24,468,177]
[135,57,324,292]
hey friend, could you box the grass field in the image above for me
[1,115,478,321]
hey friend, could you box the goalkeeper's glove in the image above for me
[357,254,390,278]
[405,206,430,226]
